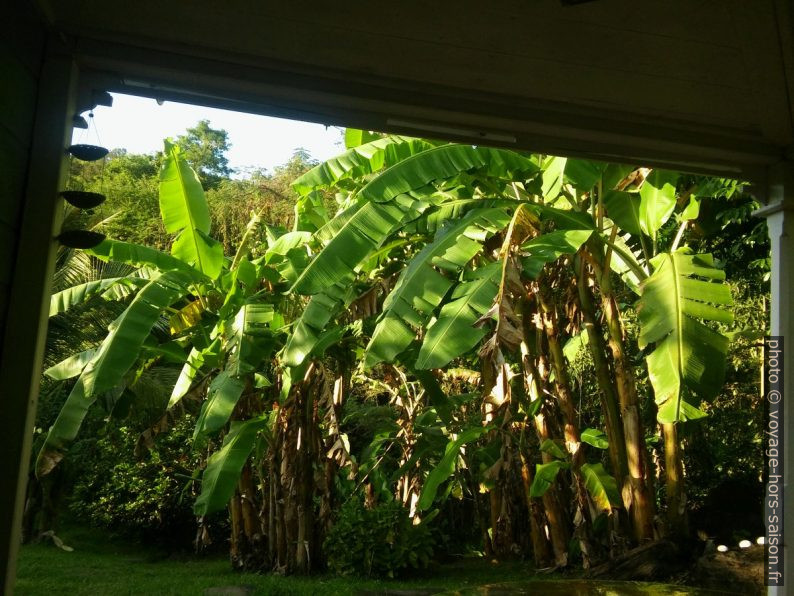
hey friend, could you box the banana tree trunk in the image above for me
[488,433,533,559]
[275,364,329,575]
[480,358,528,560]
[489,486,505,554]
[463,460,494,557]
[574,255,628,488]
[21,471,62,544]
[228,389,267,571]
[518,427,554,568]
[662,422,688,538]
[229,461,266,569]
[267,451,276,564]
[537,289,595,567]
[273,423,287,571]
[588,240,656,543]
[534,404,573,567]
[293,390,312,573]
[229,481,244,566]
[519,315,571,567]
[319,374,348,536]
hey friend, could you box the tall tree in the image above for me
[176,119,233,188]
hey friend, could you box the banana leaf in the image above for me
[359,145,538,204]
[49,277,129,316]
[293,191,329,233]
[603,190,642,237]
[581,462,621,512]
[38,269,194,475]
[292,196,425,295]
[43,349,97,380]
[292,136,432,196]
[344,128,383,148]
[637,249,733,423]
[168,338,221,408]
[366,208,510,368]
[540,439,568,460]
[88,239,204,279]
[530,460,570,498]
[193,416,268,515]
[581,428,609,449]
[282,281,353,367]
[193,371,246,438]
[638,170,678,238]
[417,426,490,511]
[564,159,607,191]
[159,140,224,278]
[415,263,502,369]
[541,156,566,200]
[521,229,593,279]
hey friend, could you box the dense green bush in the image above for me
[68,415,211,545]
[324,498,434,577]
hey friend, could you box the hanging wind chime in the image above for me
[57,109,109,249]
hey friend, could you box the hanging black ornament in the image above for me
[59,190,107,209]
[57,230,106,249]
[67,144,109,161]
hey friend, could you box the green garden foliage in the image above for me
[68,416,220,544]
[34,122,770,577]
[324,499,434,578]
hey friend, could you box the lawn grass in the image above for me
[15,526,727,595]
[14,525,538,595]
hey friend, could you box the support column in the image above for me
[0,44,77,594]
[757,161,794,596]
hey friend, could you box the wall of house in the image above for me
[0,3,47,592]
[0,3,45,346]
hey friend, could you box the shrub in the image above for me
[68,415,214,546]
[324,498,434,577]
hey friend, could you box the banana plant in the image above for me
[43,138,373,574]
[37,141,282,485]
[286,140,639,561]
[282,143,542,367]
[314,140,735,550]
[41,129,744,571]
[36,142,215,475]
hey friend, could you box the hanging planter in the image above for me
[58,112,109,248]
[59,190,106,209]
[57,230,106,249]
[67,144,109,161]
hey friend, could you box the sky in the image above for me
[71,93,345,175]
